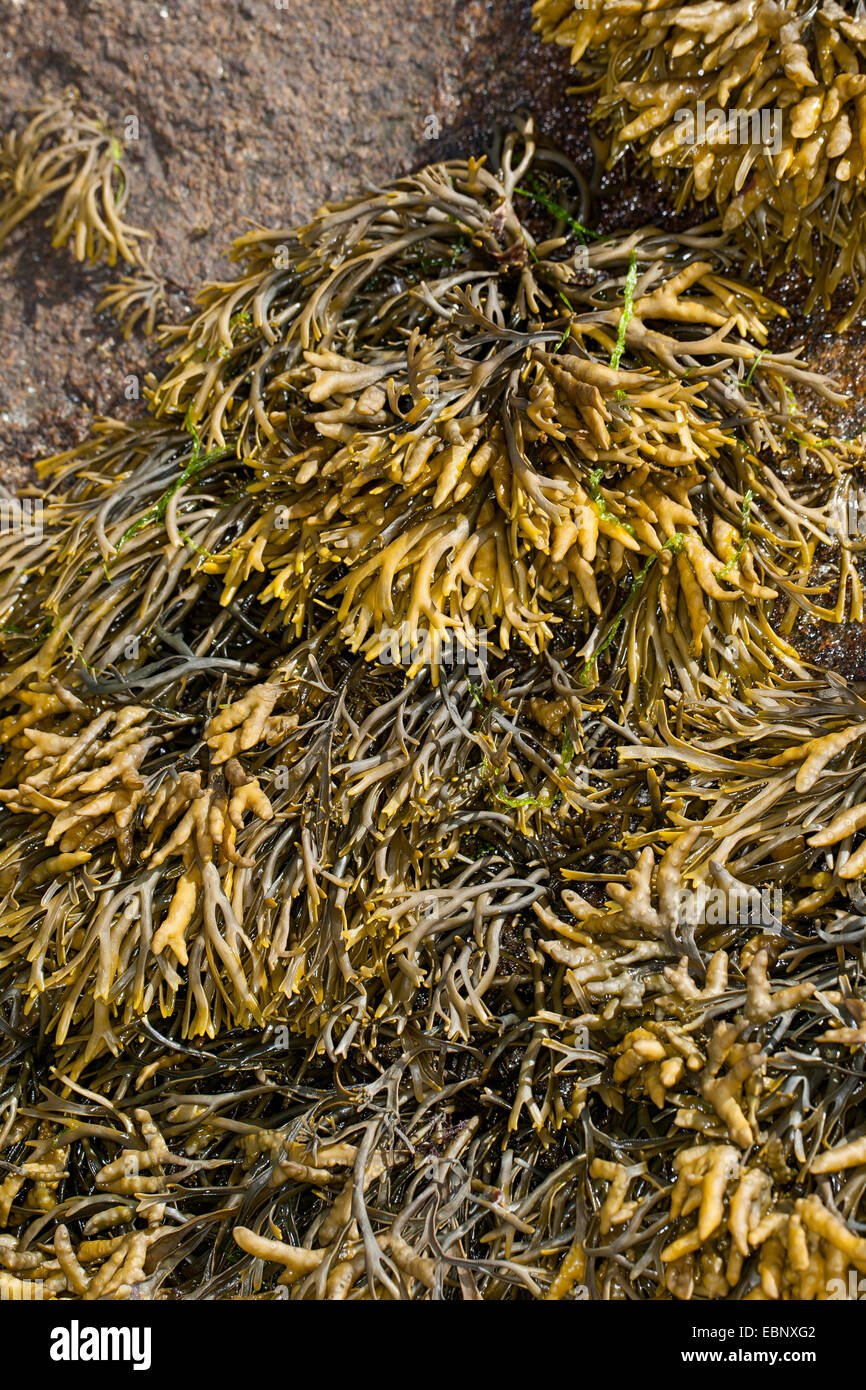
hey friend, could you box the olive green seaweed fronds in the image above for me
[0,89,170,339]
[2,105,866,1305]
[0,88,147,267]
[533,0,866,328]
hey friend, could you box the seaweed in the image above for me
[533,0,866,327]
[0,105,865,1302]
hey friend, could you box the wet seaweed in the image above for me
[533,0,866,327]
[0,109,865,1302]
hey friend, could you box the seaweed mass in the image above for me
[533,0,866,328]
[0,91,865,1302]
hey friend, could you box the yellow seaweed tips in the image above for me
[533,0,866,327]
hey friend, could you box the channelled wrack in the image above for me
[0,117,865,1300]
[534,0,866,326]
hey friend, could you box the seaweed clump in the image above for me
[0,115,865,1301]
[0,89,166,336]
[533,0,866,327]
